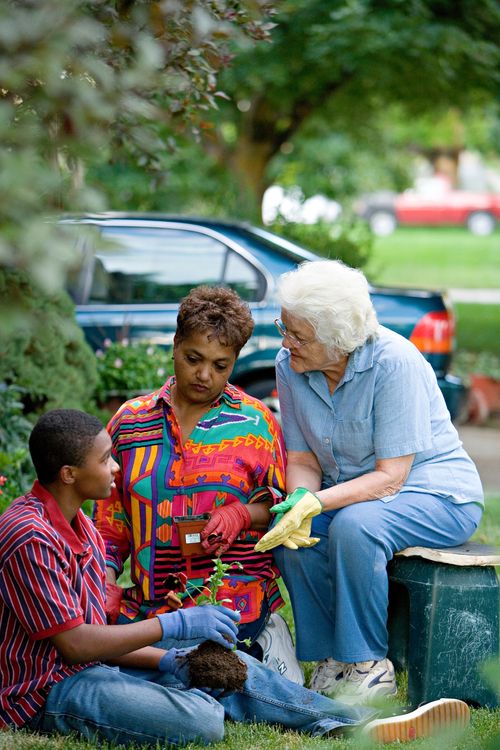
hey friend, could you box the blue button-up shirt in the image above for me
[276,326,483,506]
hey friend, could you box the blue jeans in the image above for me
[274,493,482,663]
[31,653,375,746]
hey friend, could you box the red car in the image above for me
[356,179,500,236]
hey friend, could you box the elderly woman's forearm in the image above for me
[316,455,414,510]
[286,464,322,494]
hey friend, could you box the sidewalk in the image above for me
[458,421,500,493]
[449,289,500,304]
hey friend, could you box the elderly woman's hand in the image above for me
[254,488,322,552]
[281,517,320,550]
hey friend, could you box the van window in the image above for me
[87,227,263,304]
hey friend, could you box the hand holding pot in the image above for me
[201,503,251,555]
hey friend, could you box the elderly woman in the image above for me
[94,285,303,684]
[256,260,483,703]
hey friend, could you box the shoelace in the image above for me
[312,659,344,688]
[343,660,378,684]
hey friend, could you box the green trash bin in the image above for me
[388,550,499,708]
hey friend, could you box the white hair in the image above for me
[277,260,379,355]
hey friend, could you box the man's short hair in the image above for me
[29,409,104,484]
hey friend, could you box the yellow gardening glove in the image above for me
[254,488,322,553]
[281,517,320,550]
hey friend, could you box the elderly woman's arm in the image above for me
[287,450,415,511]
[286,450,323,494]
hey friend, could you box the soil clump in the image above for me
[187,641,247,691]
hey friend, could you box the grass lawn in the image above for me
[454,304,500,357]
[365,227,500,290]
[364,227,500,367]
[5,495,500,750]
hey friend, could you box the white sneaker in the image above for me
[335,658,397,703]
[363,698,470,743]
[309,658,346,694]
[256,613,304,685]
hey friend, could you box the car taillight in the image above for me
[409,311,455,354]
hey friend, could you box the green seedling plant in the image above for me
[185,558,252,648]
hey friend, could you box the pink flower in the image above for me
[96,349,104,358]
[114,358,123,368]
[104,338,112,348]
[0,475,6,486]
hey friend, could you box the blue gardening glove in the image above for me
[157,604,240,649]
[159,648,191,685]
[254,488,322,553]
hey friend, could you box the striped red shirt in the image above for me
[0,481,107,729]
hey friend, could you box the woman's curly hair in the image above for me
[175,286,254,356]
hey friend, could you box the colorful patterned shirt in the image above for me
[0,481,107,729]
[93,378,286,624]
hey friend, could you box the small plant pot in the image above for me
[174,514,210,556]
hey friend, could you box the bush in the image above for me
[0,384,34,512]
[270,217,373,270]
[95,340,174,404]
[452,351,500,384]
[0,269,97,413]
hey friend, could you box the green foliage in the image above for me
[270,218,373,270]
[0,0,276,291]
[0,385,34,513]
[206,0,500,211]
[453,352,500,383]
[95,340,174,403]
[87,2,500,218]
[0,269,97,413]
[185,559,251,648]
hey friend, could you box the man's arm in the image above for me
[50,618,163,665]
[110,646,165,669]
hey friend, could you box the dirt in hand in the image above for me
[187,641,247,691]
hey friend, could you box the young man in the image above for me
[0,409,470,746]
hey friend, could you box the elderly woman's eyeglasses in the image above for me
[274,319,315,348]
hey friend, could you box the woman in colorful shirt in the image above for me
[94,286,302,682]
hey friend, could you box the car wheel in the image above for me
[243,378,281,419]
[466,211,496,236]
[368,210,397,237]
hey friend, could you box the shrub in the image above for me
[95,340,174,404]
[452,351,500,384]
[0,269,97,413]
[0,384,34,512]
[270,217,373,270]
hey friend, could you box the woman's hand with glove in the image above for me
[254,487,322,552]
[201,503,251,556]
[105,581,123,624]
[157,604,240,649]
[280,517,320,550]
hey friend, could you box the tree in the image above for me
[0,0,275,418]
[204,0,500,217]
[0,0,275,293]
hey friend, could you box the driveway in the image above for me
[458,421,500,494]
